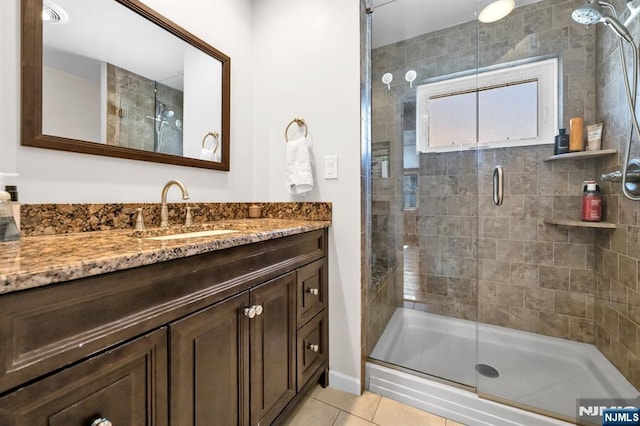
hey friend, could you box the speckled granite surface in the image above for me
[0,218,331,295]
[21,202,332,236]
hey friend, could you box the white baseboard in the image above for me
[328,370,361,395]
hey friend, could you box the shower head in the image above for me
[161,109,175,119]
[572,1,603,25]
[572,1,633,43]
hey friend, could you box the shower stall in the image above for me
[106,64,183,155]
[363,0,640,424]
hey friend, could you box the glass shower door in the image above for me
[367,0,480,390]
[474,1,640,423]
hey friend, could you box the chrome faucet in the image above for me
[160,180,190,227]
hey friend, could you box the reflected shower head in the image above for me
[156,102,175,120]
[572,1,633,43]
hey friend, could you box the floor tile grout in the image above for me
[309,390,382,425]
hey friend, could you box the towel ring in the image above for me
[202,131,220,153]
[285,118,308,142]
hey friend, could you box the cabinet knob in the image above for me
[307,288,319,296]
[255,304,263,316]
[308,343,319,353]
[90,418,113,426]
[244,306,256,319]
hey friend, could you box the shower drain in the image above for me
[475,363,499,378]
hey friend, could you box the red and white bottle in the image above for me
[581,182,602,222]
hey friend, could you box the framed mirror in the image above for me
[21,0,231,170]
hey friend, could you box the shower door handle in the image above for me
[493,165,504,206]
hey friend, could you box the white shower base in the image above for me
[368,308,639,425]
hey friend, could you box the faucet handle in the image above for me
[185,206,200,226]
[123,207,146,230]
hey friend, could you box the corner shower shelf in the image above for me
[543,218,618,229]
[543,149,617,162]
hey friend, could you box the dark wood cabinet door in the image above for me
[0,328,168,426]
[250,272,296,426]
[169,291,250,426]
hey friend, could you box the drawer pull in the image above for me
[90,418,113,426]
[244,306,256,319]
[307,288,319,296]
[308,343,319,352]
[255,304,263,316]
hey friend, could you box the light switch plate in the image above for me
[324,155,338,179]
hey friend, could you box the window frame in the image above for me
[416,56,559,153]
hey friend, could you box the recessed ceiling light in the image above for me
[478,0,515,23]
[42,0,68,24]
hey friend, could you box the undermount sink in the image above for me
[145,229,239,241]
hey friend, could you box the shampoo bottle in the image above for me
[581,182,602,222]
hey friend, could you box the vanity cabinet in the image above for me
[170,272,296,426]
[0,229,328,426]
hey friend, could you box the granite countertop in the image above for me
[0,218,331,295]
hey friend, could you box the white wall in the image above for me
[42,65,101,142]
[0,0,254,202]
[183,45,223,161]
[1,0,363,394]
[251,0,362,393]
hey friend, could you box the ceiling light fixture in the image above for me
[478,0,515,23]
[42,0,68,24]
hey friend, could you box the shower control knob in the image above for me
[307,288,319,296]
[308,344,319,353]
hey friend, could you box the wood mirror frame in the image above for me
[21,0,231,171]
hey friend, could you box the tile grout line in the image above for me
[309,389,384,425]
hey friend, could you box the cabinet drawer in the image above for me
[296,311,327,391]
[0,328,168,426]
[296,259,327,327]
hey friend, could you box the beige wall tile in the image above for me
[554,243,587,269]
[570,268,595,294]
[555,291,588,318]
[539,266,570,291]
[510,263,539,287]
[525,287,554,312]
[537,312,569,338]
[569,317,595,343]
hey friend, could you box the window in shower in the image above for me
[416,57,558,153]
[403,173,418,210]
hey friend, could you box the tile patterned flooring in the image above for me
[283,384,465,426]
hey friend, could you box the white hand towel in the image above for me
[199,147,214,161]
[286,136,313,195]
[199,148,221,162]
